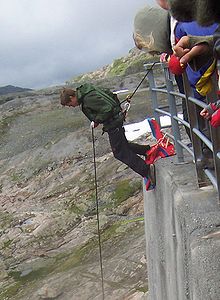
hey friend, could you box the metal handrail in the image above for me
[144,62,220,201]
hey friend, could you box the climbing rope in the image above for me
[91,126,105,300]
[120,61,157,107]
[89,62,157,298]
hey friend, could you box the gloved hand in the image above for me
[90,121,99,128]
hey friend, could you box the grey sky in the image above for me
[0,0,155,89]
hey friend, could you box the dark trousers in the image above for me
[107,126,150,177]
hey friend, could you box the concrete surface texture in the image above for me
[143,156,220,300]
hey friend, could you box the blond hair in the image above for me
[133,31,155,51]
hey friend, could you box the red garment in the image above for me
[168,54,186,75]
[145,136,176,165]
[144,118,176,191]
[210,109,220,127]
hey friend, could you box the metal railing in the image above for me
[145,62,220,201]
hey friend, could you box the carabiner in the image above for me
[123,101,131,112]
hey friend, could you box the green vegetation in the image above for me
[67,50,160,85]
[72,73,91,83]
[0,282,21,300]
[108,55,158,77]
[10,169,25,183]
[100,221,124,242]
[3,239,13,249]
[135,286,148,293]
[0,211,14,230]
[108,58,128,76]
[112,179,142,207]
[121,217,144,225]
[67,203,84,215]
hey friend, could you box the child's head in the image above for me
[133,5,172,54]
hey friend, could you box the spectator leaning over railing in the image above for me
[173,21,218,101]
[200,100,220,128]
[166,0,220,60]
[165,0,220,129]
[172,25,219,166]
[155,0,190,138]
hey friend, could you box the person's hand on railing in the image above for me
[173,36,210,66]
[200,107,212,120]
[200,102,220,127]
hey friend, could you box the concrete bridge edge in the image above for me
[143,156,220,300]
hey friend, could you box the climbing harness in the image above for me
[91,126,105,300]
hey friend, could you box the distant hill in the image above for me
[0,85,32,95]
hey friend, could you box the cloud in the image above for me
[0,0,155,89]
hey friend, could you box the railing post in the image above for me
[163,65,184,162]
[211,65,220,201]
[145,64,160,126]
[210,126,220,196]
[182,72,209,187]
[144,62,220,200]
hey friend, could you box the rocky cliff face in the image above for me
[0,84,156,299]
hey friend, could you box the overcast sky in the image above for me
[0,0,155,89]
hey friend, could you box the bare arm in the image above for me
[173,36,210,65]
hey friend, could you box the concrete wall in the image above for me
[143,156,220,300]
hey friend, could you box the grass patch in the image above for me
[121,217,144,225]
[112,179,142,207]
[135,286,148,293]
[108,58,128,76]
[2,239,13,249]
[0,282,21,300]
[10,169,25,183]
[0,211,14,230]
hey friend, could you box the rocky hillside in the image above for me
[0,81,164,300]
[66,48,159,91]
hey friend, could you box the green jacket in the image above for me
[76,83,124,131]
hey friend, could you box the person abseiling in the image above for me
[60,83,156,185]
